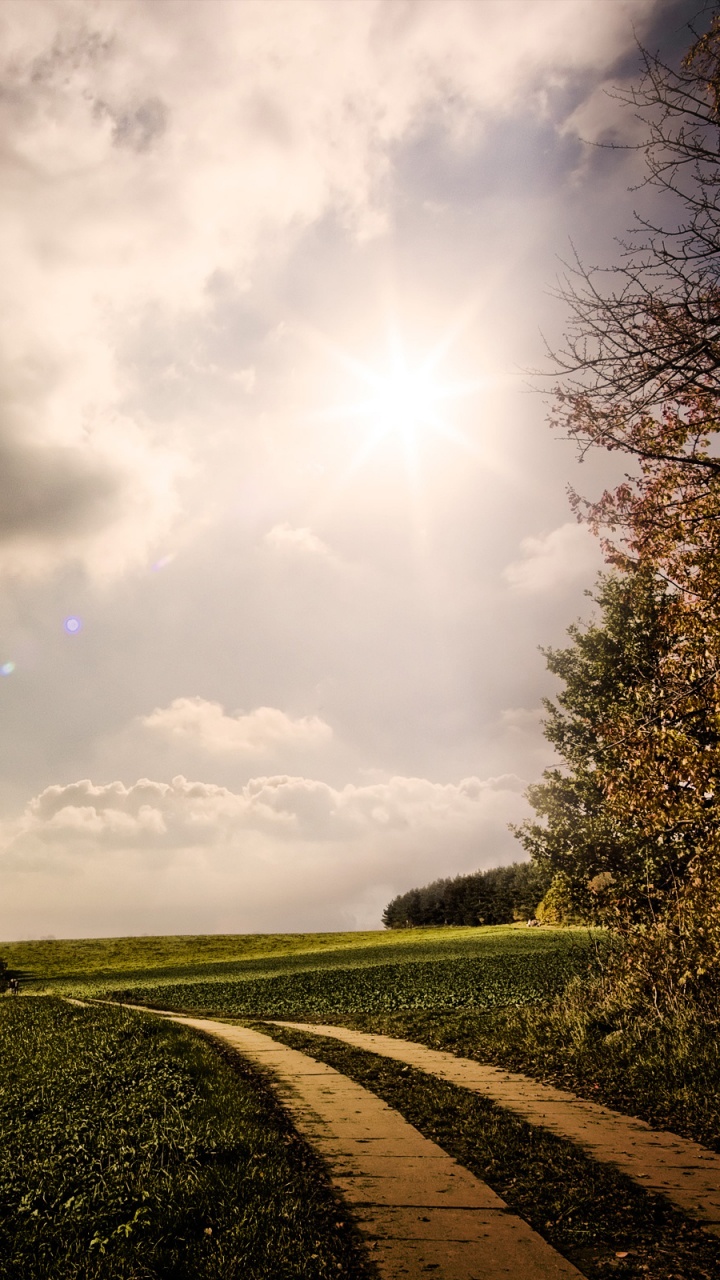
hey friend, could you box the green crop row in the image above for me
[108,946,590,1021]
[9,923,596,995]
[0,998,373,1279]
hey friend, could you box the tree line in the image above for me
[382,862,550,930]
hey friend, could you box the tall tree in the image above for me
[540,14,720,994]
[551,18,720,589]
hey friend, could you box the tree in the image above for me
[382,862,549,929]
[552,19,720,464]
[550,17,720,582]
[539,14,720,997]
[513,570,684,926]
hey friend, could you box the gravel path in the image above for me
[271,1021,720,1237]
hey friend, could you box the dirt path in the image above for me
[167,1014,585,1280]
[271,1021,720,1237]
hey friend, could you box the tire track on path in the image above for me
[270,1021,720,1237]
[165,1014,586,1280]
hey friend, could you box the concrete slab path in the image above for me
[271,1021,720,1237]
[167,1014,585,1280]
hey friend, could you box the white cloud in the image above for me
[503,522,601,594]
[0,0,655,578]
[141,698,333,756]
[264,522,334,558]
[0,770,530,936]
[20,771,526,846]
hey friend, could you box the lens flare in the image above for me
[0,661,15,676]
[151,554,175,572]
[64,616,82,634]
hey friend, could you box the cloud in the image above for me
[503,522,601,594]
[0,770,530,936]
[19,770,527,850]
[264,523,334,559]
[141,698,333,756]
[0,0,656,579]
[0,413,182,579]
[497,707,555,772]
[499,707,545,736]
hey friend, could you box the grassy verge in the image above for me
[263,1024,720,1280]
[0,998,376,1280]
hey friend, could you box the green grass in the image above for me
[0,997,376,1280]
[1,923,593,993]
[94,927,593,1020]
[0,929,396,983]
[263,1024,720,1280]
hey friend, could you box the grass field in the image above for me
[77,926,596,1028]
[1,929,397,984]
[106,944,591,1019]
[69,922,718,1153]
[1,923,593,993]
[0,925,595,1278]
[0,997,374,1280]
[3,924,719,1279]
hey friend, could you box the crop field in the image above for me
[0,996,373,1279]
[106,941,592,1020]
[1,923,595,996]
[75,925,595,1016]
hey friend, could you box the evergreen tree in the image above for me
[382,861,549,929]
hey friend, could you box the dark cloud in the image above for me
[106,96,168,152]
[0,432,119,542]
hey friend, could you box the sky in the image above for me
[0,0,708,940]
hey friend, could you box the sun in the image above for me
[300,311,488,495]
[320,333,477,472]
[362,359,443,444]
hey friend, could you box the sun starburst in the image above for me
[315,323,483,477]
